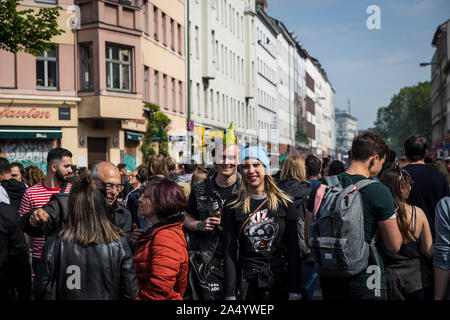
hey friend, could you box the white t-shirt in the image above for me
[0,185,10,204]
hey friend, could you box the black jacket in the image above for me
[1,179,27,213]
[0,202,31,300]
[278,179,314,261]
[33,235,138,300]
[21,193,133,242]
[186,174,241,300]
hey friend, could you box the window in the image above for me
[216,40,219,71]
[144,66,149,102]
[36,48,58,89]
[106,45,131,91]
[162,13,167,45]
[179,81,183,113]
[216,92,220,120]
[80,44,92,90]
[171,78,176,110]
[212,30,216,63]
[195,26,199,59]
[178,24,182,55]
[170,19,175,50]
[154,70,159,104]
[162,74,167,108]
[143,3,147,34]
[197,83,200,116]
[210,89,213,119]
[153,7,159,40]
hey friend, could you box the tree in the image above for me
[0,0,64,56]
[374,81,431,156]
[295,128,310,145]
[141,102,171,162]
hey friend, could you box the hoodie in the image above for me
[1,179,27,213]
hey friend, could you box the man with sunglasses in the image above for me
[21,161,133,243]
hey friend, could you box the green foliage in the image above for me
[295,128,310,145]
[0,0,65,56]
[141,102,171,161]
[374,81,431,156]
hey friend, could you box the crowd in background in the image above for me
[1,132,449,301]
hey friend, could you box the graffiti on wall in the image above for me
[0,139,55,174]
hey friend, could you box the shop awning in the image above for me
[0,127,62,139]
[125,130,143,142]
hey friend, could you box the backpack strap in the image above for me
[313,184,327,218]
[325,175,340,187]
[238,198,268,244]
[354,179,378,190]
[370,236,381,267]
[59,182,68,193]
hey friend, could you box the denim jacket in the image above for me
[434,196,450,270]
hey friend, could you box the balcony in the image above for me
[78,95,143,119]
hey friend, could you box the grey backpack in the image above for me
[309,175,380,277]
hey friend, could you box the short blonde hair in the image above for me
[280,155,307,182]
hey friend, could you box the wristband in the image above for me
[197,221,205,231]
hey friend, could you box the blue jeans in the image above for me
[301,262,319,300]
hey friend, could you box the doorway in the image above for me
[88,137,108,164]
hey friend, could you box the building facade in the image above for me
[335,107,357,163]
[0,0,186,170]
[271,18,295,156]
[430,19,450,158]
[0,0,79,172]
[255,2,278,160]
[187,0,257,164]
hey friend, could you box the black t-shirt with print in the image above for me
[222,194,301,297]
[306,173,396,290]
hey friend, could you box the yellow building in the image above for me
[0,0,187,171]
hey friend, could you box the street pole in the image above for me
[186,0,191,163]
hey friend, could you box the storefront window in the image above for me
[106,45,132,92]
[36,48,58,89]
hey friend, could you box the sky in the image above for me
[267,0,449,130]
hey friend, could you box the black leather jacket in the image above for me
[21,193,132,242]
[33,236,138,300]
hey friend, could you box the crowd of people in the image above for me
[1,131,449,301]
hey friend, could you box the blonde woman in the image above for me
[278,155,317,300]
[147,154,169,178]
[222,146,302,300]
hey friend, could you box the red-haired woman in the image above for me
[134,177,189,300]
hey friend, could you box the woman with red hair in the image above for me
[134,176,189,300]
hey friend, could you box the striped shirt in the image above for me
[18,182,71,260]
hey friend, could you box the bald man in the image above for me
[21,161,133,242]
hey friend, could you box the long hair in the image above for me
[231,164,292,215]
[59,174,123,247]
[148,154,169,177]
[280,155,307,182]
[25,165,46,186]
[379,163,415,244]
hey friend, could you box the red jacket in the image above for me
[134,215,188,300]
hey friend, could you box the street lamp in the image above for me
[420,61,444,156]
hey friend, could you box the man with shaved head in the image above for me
[21,161,133,242]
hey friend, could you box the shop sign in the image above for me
[0,106,51,120]
[121,119,146,132]
[169,135,185,142]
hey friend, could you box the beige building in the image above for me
[0,0,186,171]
